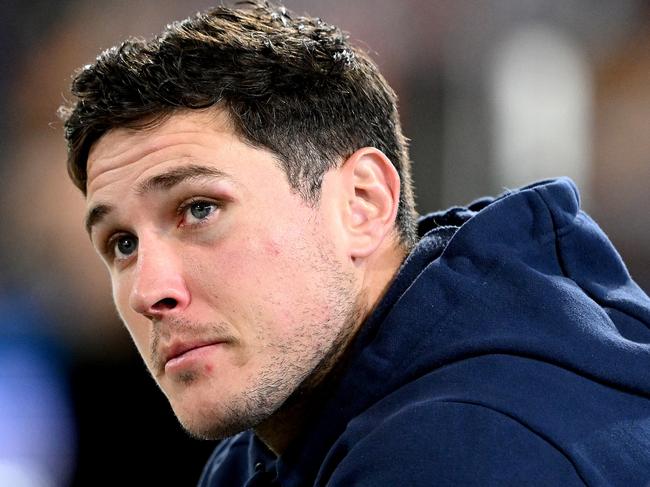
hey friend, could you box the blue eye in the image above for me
[182,200,219,224]
[189,201,215,220]
[115,235,138,258]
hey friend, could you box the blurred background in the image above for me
[0,0,648,485]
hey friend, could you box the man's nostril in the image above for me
[153,298,178,310]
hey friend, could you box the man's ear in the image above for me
[339,147,400,259]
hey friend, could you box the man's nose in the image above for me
[128,240,190,319]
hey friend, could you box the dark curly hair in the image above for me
[59,1,417,246]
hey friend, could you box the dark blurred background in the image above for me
[1,1,648,485]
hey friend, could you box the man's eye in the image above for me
[113,235,138,259]
[183,201,218,224]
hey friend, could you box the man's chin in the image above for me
[179,418,245,441]
[171,396,276,441]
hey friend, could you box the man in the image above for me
[60,2,650,486]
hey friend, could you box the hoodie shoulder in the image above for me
[325,399,585,487]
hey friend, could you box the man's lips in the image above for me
[161,339,225,367]
[163,341,221,364]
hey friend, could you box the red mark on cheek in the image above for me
[204,364,214,374]
[264,240,282,257]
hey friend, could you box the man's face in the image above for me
[85,110,363,439]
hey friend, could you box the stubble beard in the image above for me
[214,289,366,441]
[167,251,367,442]
[185,277,366,441]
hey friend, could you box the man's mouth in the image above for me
[160,339,226,373]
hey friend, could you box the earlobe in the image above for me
[341,148,400,259]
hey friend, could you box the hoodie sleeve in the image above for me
[325,400,587,487]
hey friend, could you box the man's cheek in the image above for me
[112,281,129,322]
[118,312,153,370]
[112,279,148,353]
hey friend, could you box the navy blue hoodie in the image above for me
[199,178,650,486]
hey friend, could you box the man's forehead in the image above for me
[86,110,236,194]
[87,128,164,182]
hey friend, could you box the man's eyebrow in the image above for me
[134,164,231,196]
[85,203,114,236]
[85,164,231,236]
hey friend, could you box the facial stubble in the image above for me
[144,255,366,443]
[189,269,366,441]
